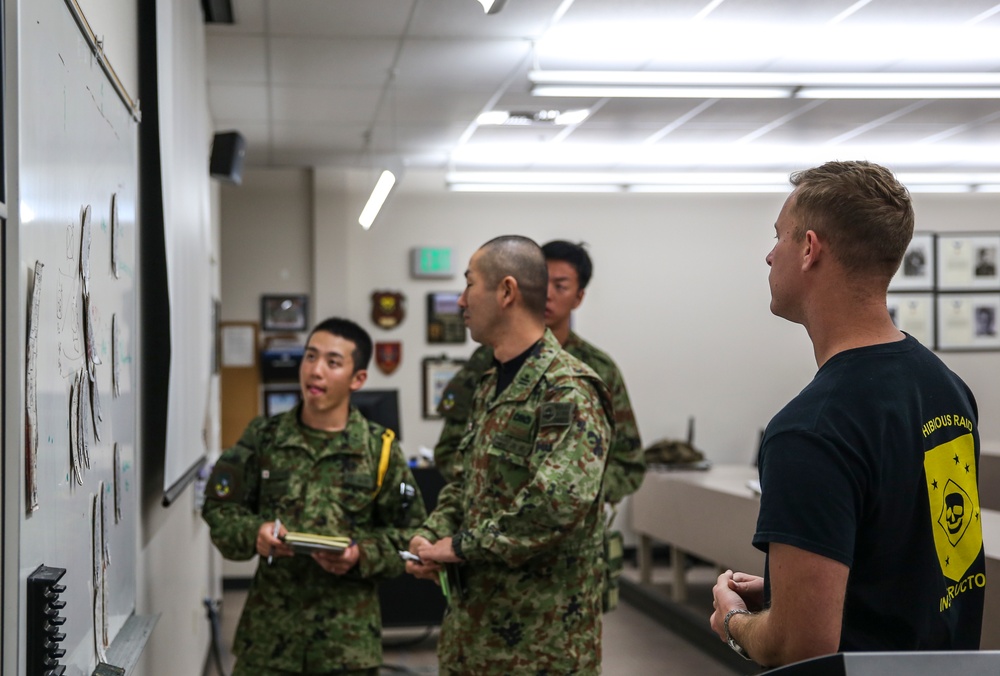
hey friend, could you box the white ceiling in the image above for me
[205,0,1000,185]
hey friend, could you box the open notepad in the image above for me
[280,532,352,555]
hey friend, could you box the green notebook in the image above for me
[280,532,352,555]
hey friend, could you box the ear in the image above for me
[497,275,519,309]
[349,369,368,392]
[572,287,585,311]
[802,230,823,271]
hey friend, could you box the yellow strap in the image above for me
[373,429,395,496]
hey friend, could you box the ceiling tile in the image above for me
[395,39,533,91]
[208,84,269,122]
[409,0,562,39]
[206,35,268,84]
[268,0,415,38]
[269,36,398,87]
[270,86,382,124]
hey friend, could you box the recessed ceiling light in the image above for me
[476,109,592,126]
[476,111,511,125]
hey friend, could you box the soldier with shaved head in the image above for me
[407,235,614,675]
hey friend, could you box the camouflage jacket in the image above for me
[418,329,613,674]
[201,405,425,672]
[434,330,644,501]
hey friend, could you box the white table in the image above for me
[631,464,764,602]
[631,464,1000,650]
[980,510,1000,649]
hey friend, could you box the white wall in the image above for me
[220,168,314,322]
[220,168,1000,467]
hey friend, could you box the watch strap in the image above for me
[724,608,752,660]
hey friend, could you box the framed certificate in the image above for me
[886,293,934,347]
[422,355,467,419]
[936,234,1000,291]
[935,293,1000,351]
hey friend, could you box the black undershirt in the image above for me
[494,341,538,396]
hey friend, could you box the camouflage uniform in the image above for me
[416,329,614,675]
[433,345,494,482]
[434,331,644,502]
[202,406,425,674]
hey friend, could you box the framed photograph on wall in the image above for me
[261,294,309,332]
[422,355,467,419]
[264,386,302,417]
[889,232,934,292]
[935,293,1000,351]
[426,291,466,344]
[936,234,1000,291]
[886,293,934,347]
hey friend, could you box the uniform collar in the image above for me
[272,405,368,459]
[486,329,561,406]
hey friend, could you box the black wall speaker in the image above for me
[202,0,235,24]
[209,131,246,185]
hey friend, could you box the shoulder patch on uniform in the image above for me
[208,461,243,502]
[539,402,574,427]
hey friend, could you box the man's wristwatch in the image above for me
[724,608,752,660]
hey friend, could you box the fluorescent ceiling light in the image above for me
[532,85,792,99]
[626,184,791,193]
[358,170,396,230]
[534,24,1000,70]
[795,88,1000,99]
[449,183,623,193]
[450,140,1000,171]
[529,70,1000,100]
[445,171,1000,194]
[529,71,1000,87]
[476,0,507,14]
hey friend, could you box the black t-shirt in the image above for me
[754,334,985,651]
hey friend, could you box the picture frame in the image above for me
[261,294,309,332]
[935,293,1000,351]
[886,293,934,347]
[263,385,302,417]
[889,232,934,292]
[935,233,1000,291]
[426,291,466,344]
[422,355,467,419]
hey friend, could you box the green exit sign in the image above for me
[410,247,454,278]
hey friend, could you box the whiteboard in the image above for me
[14,0,139,672]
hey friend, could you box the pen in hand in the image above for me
[268,518,282,565]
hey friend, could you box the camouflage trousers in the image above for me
[436,554,604,675]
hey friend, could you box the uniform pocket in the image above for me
[486,434,534,492]
[258,469,291,511]
[335,479,377,514]
[490,433,533,460]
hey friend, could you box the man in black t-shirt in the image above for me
[709,161,985,668]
